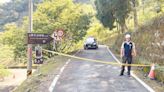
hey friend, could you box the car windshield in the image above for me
[86,38,95,43]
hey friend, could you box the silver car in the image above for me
[84,37,98,49]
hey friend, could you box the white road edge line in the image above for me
[106,46,155,92]
[48,59,70,92]
[48,50,81,92]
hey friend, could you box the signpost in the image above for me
[52,29,64,41]
[27,29,64,77]
[52,29,64,50]
[27,0,64,78]
[57,29,64,37]
[27,33,53,75]
[28,33,53,44]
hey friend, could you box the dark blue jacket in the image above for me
[122,41,134,57]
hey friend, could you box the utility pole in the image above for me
[27,0,33,77]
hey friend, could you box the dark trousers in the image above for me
[120,56,132,75]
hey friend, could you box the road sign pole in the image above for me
[27,0,33,77]
[53,39,56,51]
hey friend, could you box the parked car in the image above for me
[84,37,98,49]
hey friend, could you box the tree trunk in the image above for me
[119,22,129,33]
[124,23,128,32]
[120,23,125,33]
[142,0,145,15]
[132,0,138,31]
[134,8,138,31]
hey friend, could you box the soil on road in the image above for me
[53,45,149,92]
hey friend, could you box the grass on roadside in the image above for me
[0,65,11,78]
[13,55,69,92]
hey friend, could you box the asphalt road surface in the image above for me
[53,45,149,92]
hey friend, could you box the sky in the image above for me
[0,0,11,4]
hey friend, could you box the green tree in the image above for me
[95,0,131,33]
[0,0,42,31]
[1,23,26,60]
[33,0,93,52]
[1,0,94,62]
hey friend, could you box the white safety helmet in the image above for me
[125,34,131,38]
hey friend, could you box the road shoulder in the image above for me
[13,55,70,92]
[107,46,164,92]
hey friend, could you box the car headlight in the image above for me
[93,43,96,45]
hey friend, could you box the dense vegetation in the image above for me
[95,0,131,32]
[0,0,94,66]
[0,0,42,32]
[95,0,163,32]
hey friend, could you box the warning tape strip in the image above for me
[43,49,151,67]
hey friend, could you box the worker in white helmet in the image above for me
[120,34,136,77]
